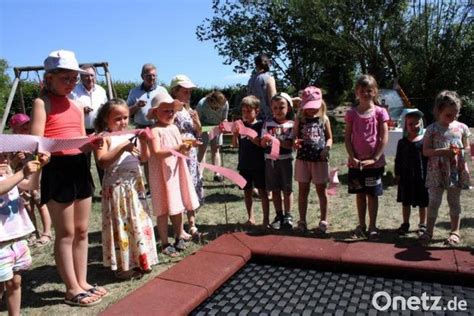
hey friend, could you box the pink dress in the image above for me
[148,125,200,216]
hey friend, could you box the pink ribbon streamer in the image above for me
[207,120,258,141]
[169,148,247,189]
[262,134,280,160]
[326,168,339,196]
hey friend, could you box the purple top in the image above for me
[345,105,389,168]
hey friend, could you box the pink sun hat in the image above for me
[9,113,30,129]
[301,86,322,110]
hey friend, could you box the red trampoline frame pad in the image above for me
[101,232,473,316]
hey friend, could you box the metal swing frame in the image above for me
[0,61,115,133]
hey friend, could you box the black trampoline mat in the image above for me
[192,263,474,315]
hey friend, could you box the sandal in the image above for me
[174,238,187,251]
[316,220,329,234]
[351,225,367,239]
[397,223,410,236]
[418,224,427,236]
[27,234,38,246]
[86,285,109,298]
[115,269,143,280]
[189,226,202,242]
[296,220,307,233]
[64,292,102,307]
[161,244,179,257]
[368,229,380,241]
[445,232,461,246]
[35,233,52,247]
[419,231,432,243]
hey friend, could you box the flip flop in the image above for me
[64,292,102,307]
[86,285,109,298]
[161,244,179,257]
[35,233,52,247]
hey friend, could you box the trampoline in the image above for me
[101,233,474,316]
[192,262,473,315]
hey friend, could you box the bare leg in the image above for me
[170,214,184,239]
[73,198,94,291]
[48,200,97,303]
[356,193,367,228]
[272,190,283,215]
[315,183,328,222]
[298,182,310,224]
[402,205,411,224]
[450,215,461,235]
[186,210,196,234]
[283,192,293,214]
[157,215,169,246]
[5,274,21,316]
[367,195,378,231]
[419,207,427,226]
[258,188,270,226]
[244,189,255,224]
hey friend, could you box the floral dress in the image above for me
[424,121,471,189]
[174,108,204,205]
[101,135,158,272]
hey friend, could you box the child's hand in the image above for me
[123,141,140,156]
[136,100,147,108]
[262,134,273,147]
[137,130,149,141]
[294,139,303,150]
[232,124,240,136]
[348,156,359,167]
[14,151,27,162]
[360,159,376,169]
[23,160,40,177]
[177,143,191,155]
[441,147,456,158]
[320,146,330,160]
[38,152,50,166]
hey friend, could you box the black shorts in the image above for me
[348,167,384,196]
[240,169,266,190]
[41,153,94,204]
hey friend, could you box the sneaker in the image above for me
[418,224,427,236]
[397,223,410,236]
[269,215,283,230]
[281,213,293,230]
[213,174,224,182]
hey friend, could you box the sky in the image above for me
[0,0,251,88]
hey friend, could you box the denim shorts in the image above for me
[0,239,31,282]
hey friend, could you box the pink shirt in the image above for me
[345,105,389,168]
[0,175,35,242]
[44,94,83,155]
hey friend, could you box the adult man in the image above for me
[70,64,108,188]
[127,63,167,127]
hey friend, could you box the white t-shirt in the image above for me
[70,84,108,129]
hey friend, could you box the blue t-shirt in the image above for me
[238,121,265,171]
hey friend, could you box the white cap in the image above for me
[170,74,196,89]
[44,50,88,74]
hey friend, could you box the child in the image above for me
[94,99,158,279]
[9,113,52,247]
[0,154,45,315]
[293,87,333,233]
[232,95,269,226]
[395,109,428,236]
[344,74,389,240]
[196,90,229,182]
[261,92,294,230]
[30,50,106,306]
[421,90,471,245]
[147,91,200,257]
[169,75,203,239]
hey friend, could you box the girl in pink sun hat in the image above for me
[293,86,333,234]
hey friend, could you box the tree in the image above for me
[0,59,11,117]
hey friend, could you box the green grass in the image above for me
[16,142,474,315]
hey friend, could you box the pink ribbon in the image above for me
[262,134,280,160]
[326,168,340,196]
[169,148,247,189]
[207,120,258,141]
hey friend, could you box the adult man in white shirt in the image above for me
[70,64,108,188]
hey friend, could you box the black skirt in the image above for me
[41,153,94,204]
